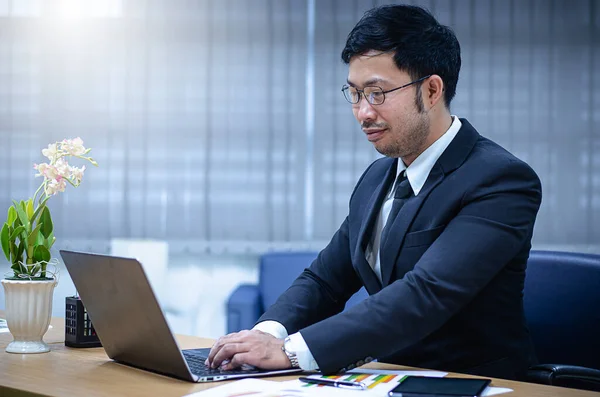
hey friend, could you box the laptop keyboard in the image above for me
[182,348,260,376]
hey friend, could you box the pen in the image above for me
[299,376,367,390]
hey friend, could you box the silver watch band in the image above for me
[282,337,300,369]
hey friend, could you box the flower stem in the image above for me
[64,177,77,188]
[32,182,45,205]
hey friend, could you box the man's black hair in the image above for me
[341,4,461,108]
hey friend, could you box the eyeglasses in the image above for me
[341,75,431,105]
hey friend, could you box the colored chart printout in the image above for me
[300,372,406,392]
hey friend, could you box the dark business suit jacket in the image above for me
[258,119,542,379]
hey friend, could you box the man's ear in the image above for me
[424,75,445,109]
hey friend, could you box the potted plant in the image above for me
[1,138,97,353]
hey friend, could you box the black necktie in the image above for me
[380,172,413,249]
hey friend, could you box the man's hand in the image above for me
[205,330,291,371]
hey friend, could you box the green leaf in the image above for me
[10,262,24,276]
[26,199,34,220]
[10,217,27,244]
[16,240,25,261]
[43,231,55,249]
[7,206,17,225]
[20,231,28,247]
[40,207,53,238]
[31,197,50,225]
[33,245,50,263]
[12,200,30,233]
[46,233,56,249]
[9,225,25,241]
[9,242,16,264]
[28,223,43,247]
[36,230,45,246]
[1,223,10,262]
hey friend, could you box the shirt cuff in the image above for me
[288,332,320,371]
[252,321,288,339]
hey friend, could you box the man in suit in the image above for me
[206,4,541,380]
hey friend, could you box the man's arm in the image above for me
[252,321,288,339]
[206,215,363,371]
[205,215,362,371]
[252,321,320,370]
[256,216,363,333]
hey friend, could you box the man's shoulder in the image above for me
[368,156,394,173]
[349,157,394,201]
[467,134,539,179]
[357,156,394,182]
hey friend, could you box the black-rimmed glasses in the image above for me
[341,75,431,105]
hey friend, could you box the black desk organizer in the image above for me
[65,296,102,348]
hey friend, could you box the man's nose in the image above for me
[355,97,377,123]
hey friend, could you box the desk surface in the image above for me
[0,312,597,397]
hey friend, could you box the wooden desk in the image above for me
[0,313,597,397]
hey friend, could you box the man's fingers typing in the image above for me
[205,330,288,370]
[222,352,252,370]
[206,331,245,366]
[210,342,249,368]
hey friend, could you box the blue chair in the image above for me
[524,250,600,391]
[227,252,367,333]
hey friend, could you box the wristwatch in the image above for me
[281,336,300,369]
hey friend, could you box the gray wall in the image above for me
[1,0,599,257]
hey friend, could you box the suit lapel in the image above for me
[380,164,445,286]
[353,159,397,293]
[379,118,481,286]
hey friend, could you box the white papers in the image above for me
[482,386,513,396]
[182,378,293,397]
[280,379,397,396]
[184,378,378,397]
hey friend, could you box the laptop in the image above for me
[60,250,302,382]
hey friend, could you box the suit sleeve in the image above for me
[256,216,363,334]
[299,160,542,374]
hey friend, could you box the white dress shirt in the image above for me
[254,116,463,370]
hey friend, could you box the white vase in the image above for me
[1,278,57,354]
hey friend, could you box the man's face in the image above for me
[347,51,430,160]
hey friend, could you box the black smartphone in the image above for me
[388,376,491,397]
